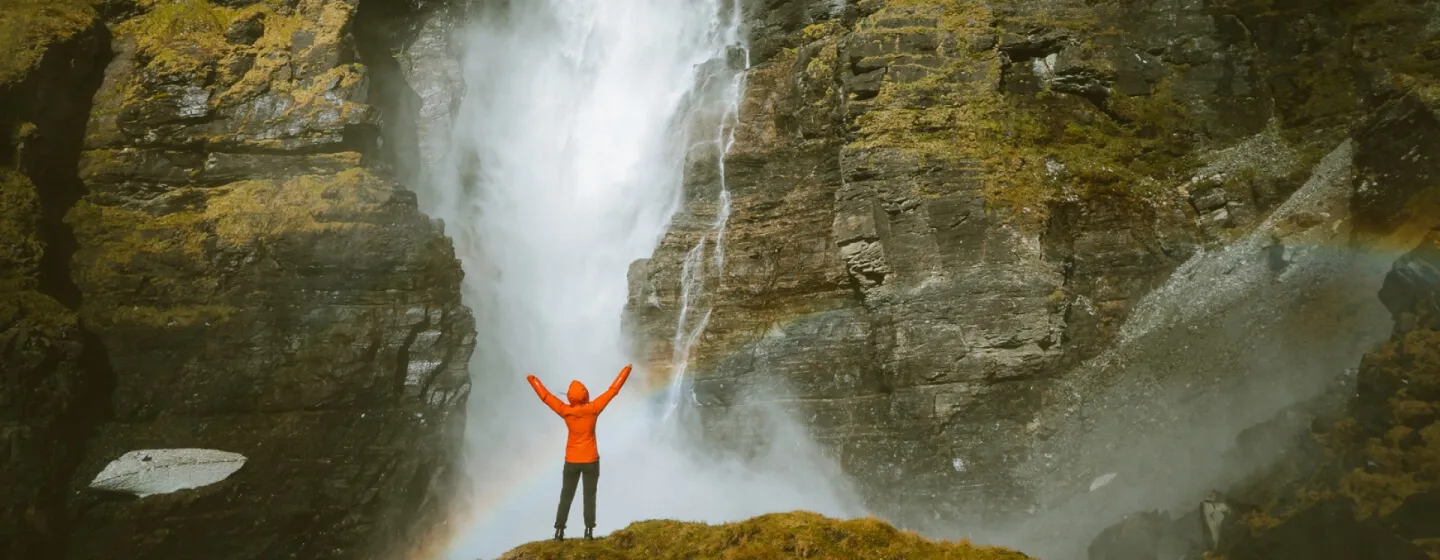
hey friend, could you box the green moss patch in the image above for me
[845,1,1196,225]
[500,511,1032,560]
[108,0,365,133]
[0,170,75,335]
[68,167,390,327]
[0,0,97,85]
[0,169,44,276]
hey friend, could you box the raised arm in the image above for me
[526,374,565,415]
[590,364,633,412]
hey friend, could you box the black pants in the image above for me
[554,460,599,529]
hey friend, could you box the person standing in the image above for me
[525,364,632,541]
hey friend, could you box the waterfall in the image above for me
[662,43,747,419]
[415,2,861,558]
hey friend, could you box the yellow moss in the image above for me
[0,281,78,337]
[801,39,840,105]
[844,0,1195,225]
[1386,425,1417,446]
[67,198,215,322]
[0,0,97,84]
[229,0,352,90]
[71,168,384,276]
[1348,0,1429,26]
[69,198,210,263]
[1398,73,1440,108]
[1341,468,1420,519]
[104,303,235,327]
[502,511,1032,560]
[1416,537,1440,560]
[205,168,381,243]
[118,0,233,76]
[1393,397,1435,425]
[106,0,363,141]
[1332,324,1440,521]
[801,21,842,42]
[0,169,44,274]
[70,168,390,328]
[886,0,1002,37]
[0,166,67,335]
[1243,510,1283,531]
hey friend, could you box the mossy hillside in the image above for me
[846,1,1196,225]
[0,0,98,85]
[500,511,1034,560]
[68,168,391,328]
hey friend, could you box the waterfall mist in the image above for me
[986,140,1397,559]
[413,2,864,558]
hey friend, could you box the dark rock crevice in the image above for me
[353,0,433,188]
[0,14,119,560]
[5,25,111,310]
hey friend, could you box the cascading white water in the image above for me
[418,2,863,558]
[662,47,746,419]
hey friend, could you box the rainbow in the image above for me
[403,222,1440,559]
[405,369,680,560]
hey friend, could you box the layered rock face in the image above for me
[625,0,1440,553]
[1,1,475,558]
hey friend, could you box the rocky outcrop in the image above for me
[2,0,476,558]
[499,511,1035,560]
[626,0,1440,554]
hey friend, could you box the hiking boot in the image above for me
[584,527,594,540]
[554,528,564,542]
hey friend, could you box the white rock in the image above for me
[1089,472,1117,492]
[88,448,247,498]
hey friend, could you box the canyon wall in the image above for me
[5,0,1439,558]
[625,0,1440,554]
[0,1,475,558]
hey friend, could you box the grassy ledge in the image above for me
[498,511,1032,560]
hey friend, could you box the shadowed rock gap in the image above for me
[0,12,119,559]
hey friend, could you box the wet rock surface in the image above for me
[627,0,1440,555]
[2,1,475,558]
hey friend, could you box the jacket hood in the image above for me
[567,380,590,405]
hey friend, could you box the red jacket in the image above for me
[526,365,631,463]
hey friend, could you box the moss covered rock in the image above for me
[0,0,98,85]
[39,0,479,558]
[627,0,1440,551]
[500,511,1034,560]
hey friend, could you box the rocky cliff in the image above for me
[6,0,1438,558]
[0,1,475,558]
[625,0,1440,556]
